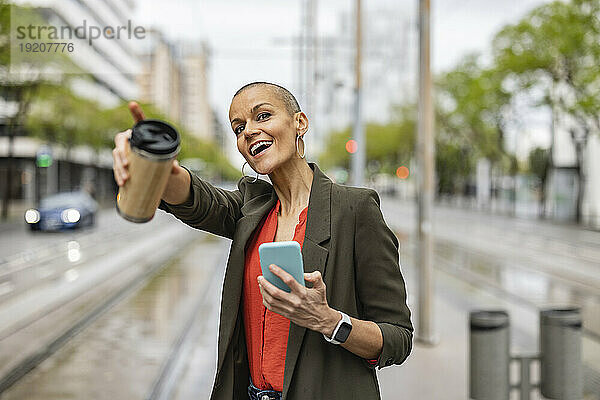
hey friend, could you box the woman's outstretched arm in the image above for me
[112,101,243,239]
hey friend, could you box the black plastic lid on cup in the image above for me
[130,119,180,155]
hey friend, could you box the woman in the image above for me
[112,82,413,400]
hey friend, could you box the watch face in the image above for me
[334,322,352,343]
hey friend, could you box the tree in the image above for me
[434,54,513,197]
[436,55,510,162]
[528,147,550,216]
[435,142,473,196]
[492,0,600,222]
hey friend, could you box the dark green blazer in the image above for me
[159,162,413,399]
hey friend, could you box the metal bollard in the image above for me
[469,310,510,400]
[540,307,583,399]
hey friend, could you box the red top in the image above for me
[242,199,308,391]
[242,199,378,391]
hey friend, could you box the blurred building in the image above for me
[1,0,144,218]
[11,0,142,106]
[137,33,215,142]
[211,109,227,151]
[137,29,182,123]
[180,42,213,141]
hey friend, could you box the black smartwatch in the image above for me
[323,311,352,345]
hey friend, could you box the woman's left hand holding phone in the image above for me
[258,266,341,337]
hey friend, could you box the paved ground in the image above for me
[3,195,598,399]
[378,249,537,399]
[376,197,600,400]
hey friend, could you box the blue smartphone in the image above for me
[258,241,305,293]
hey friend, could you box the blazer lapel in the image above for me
[282,163,332,399]
[215,163,333,393]
[216,187,276,375]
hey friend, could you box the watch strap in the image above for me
[323,311,352,345]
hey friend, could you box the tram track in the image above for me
[0,209,133,269]
[402,238,600,343]
[433,250,600,397]
[401,236,600,396]
[0,215,153,303]
[0,223,204,396]
[146,244,227,400]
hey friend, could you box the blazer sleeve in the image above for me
[353,189,414,370]
[157,166,243,240]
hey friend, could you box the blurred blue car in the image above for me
[25,191,98,231]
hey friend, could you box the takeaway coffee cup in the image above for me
[116,119,180,223]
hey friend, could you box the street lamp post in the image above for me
[351,0,365,187]
[416,0,436,345]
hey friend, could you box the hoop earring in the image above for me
[242,161,259,183]
[296,134,306,159]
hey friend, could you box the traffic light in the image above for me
[345,139,357,154]
[396,166,409,179]
[36,146,53,168]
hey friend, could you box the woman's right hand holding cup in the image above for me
[112,101,189,205]
[112,102,145,187]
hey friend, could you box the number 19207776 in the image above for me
[19,42,74,53]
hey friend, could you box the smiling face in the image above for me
[229,85,307,175]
